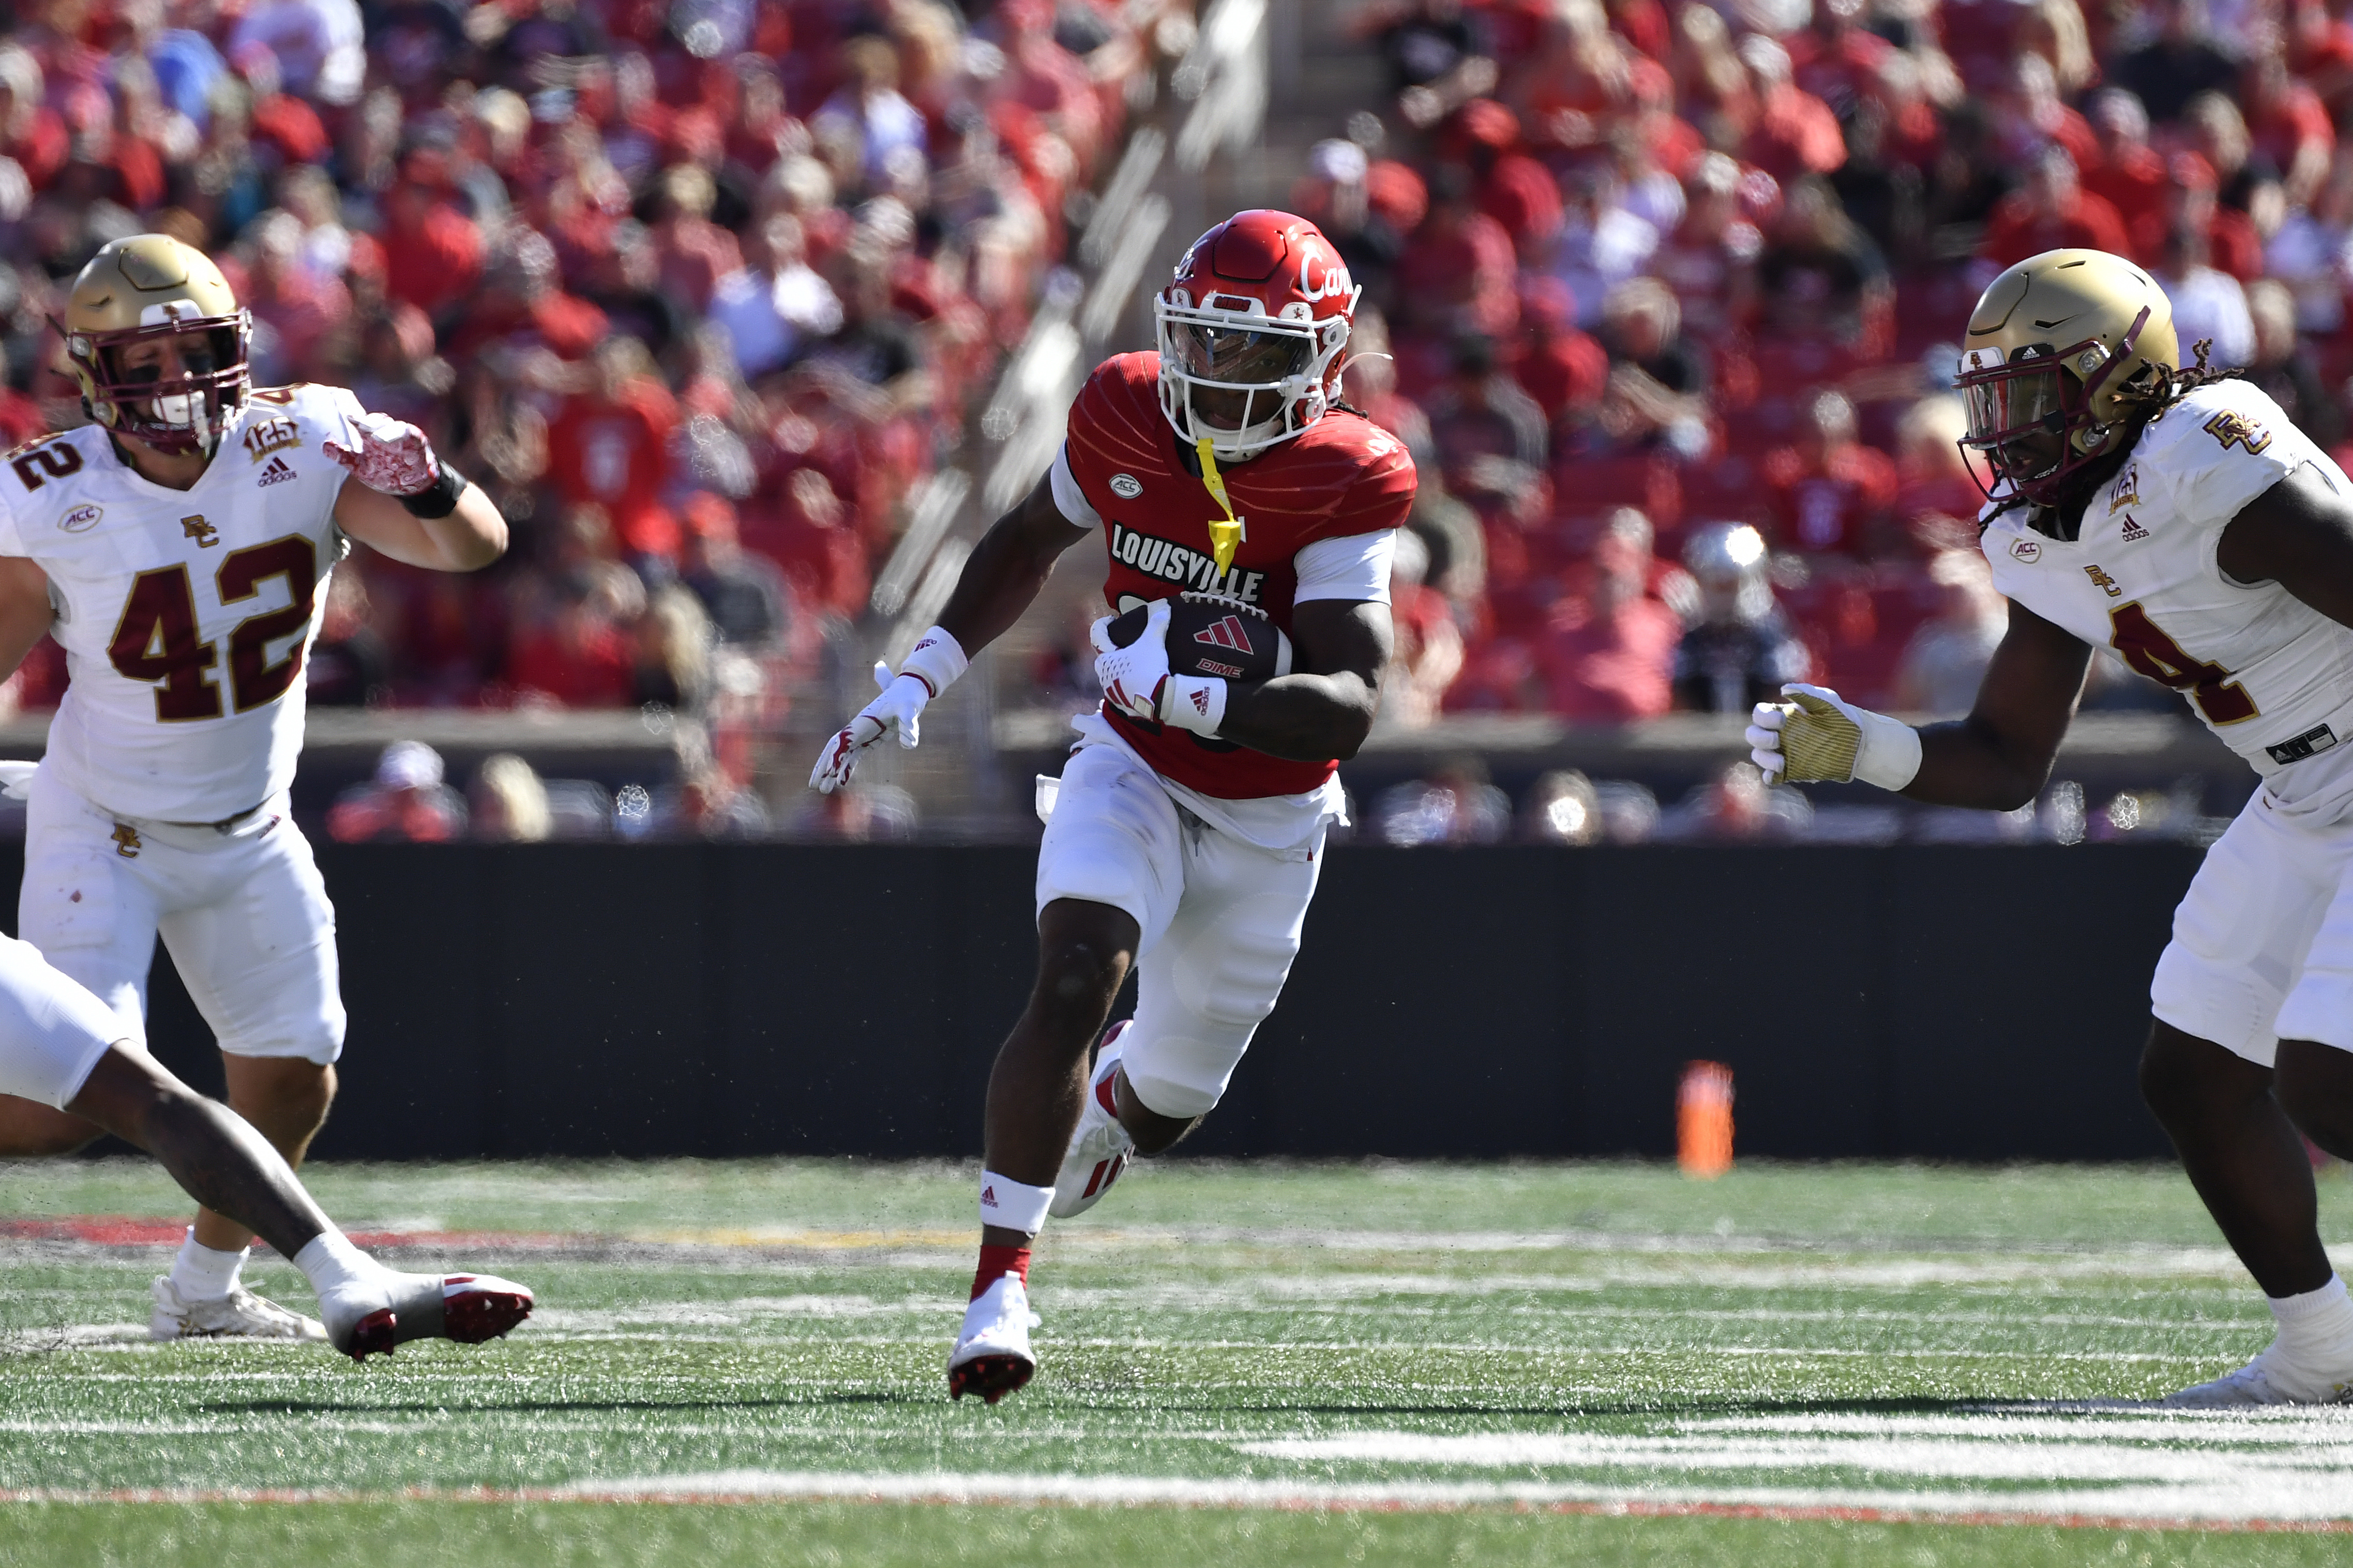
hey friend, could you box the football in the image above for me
[1104,591,1294,685]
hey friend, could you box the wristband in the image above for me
[897,625,970,699]
[1852,708,1924,791]
[1159,672,1228,736]
[399,459,466,520]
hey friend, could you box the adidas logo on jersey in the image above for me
[2119,513,2149,542]
[1195,615,1257,656]
[257,456,297,488]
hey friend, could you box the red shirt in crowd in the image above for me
[1477,153,1564,259]
[1541,591,1682,721]
[739,466,871,620]
[2083,143,2169,229]
[383,196,486,316]
[506,614,636,707]
[2250,78,2335,174]
[1394,208,1521,338]
[2128,205,2265,282]
[1763,442,1899,555]
[1745,82,1847,181]
[1980,187,2131,268]
[545,379,682,560]
[1514,323,1610,425]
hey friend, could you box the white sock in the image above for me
[169,1229,246,1302]
[2269,1274,2353,1360]
[291,1229,384,1301]
[978,1171,1054,1234]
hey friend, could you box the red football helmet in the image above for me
[1155,210,1360,460]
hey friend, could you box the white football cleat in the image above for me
[948,1273,1039,1404]
[319,1270,535,1362]
[1049,1019,1136,1220]
[149,1276,328,1343]
[2163,1339,2353,1407]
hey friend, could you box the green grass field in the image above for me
[2,1158,2350,1565]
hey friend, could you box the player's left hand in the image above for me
[808,662,931,794]
[1091,598,1170,722]
[324,413,442,497]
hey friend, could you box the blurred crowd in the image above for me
[0,0,1182,825]
[1267,0,2353,730]
[0,0,2331,838]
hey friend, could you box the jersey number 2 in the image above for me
[2107,601,2259,724]
[108,537,318,721]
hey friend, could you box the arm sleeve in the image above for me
[1294,530,1397,604]
[1049,442,1101,529]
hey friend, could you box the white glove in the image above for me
[1092,599,1171,723]
[808,627,970,793]
[1748,682,1922,790]
[1090,600,1227,736]
[323,412,441,496]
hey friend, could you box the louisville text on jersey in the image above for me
[1108,522,1266,603]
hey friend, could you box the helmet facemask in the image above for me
[1956,307,2154,509]
[67,304,252,458]
[1155,292,1348,461]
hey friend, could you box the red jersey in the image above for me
[1061,354,1417,800]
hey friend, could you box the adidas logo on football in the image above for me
[1194,615,1255,654]
[2119,513,2148,542]
[257,456,296,488]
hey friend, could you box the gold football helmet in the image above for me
[1956,248,2178,507]
[60,235,252,455]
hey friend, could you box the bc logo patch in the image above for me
[2204,410,2273,455]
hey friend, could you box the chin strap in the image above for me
[1194,436,1245,576]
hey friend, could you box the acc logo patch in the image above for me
[2010,537,2042,562]
[58,503,101,533]
[1109,473,1144,500]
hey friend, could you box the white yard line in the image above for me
[546,1466,2353,1525]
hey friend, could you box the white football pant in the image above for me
[2154,787,2353,1064]
[0,929,130,1108]
[1034,741,1324,1118]
[18,766,345,1067]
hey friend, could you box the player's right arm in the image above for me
[809,474,1085,793]
[0,555,52,679]
[1748,599,2091,811]
[932,474,1098,655]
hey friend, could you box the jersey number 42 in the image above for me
[108,535,318,721]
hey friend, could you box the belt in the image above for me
[158,798,270,833]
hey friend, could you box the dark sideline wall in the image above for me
[57,843,2201,1163]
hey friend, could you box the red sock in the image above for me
[972,1243,1031,1300]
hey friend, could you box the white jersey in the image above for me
[0,384,361,821]
[1983,378,2353,816]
